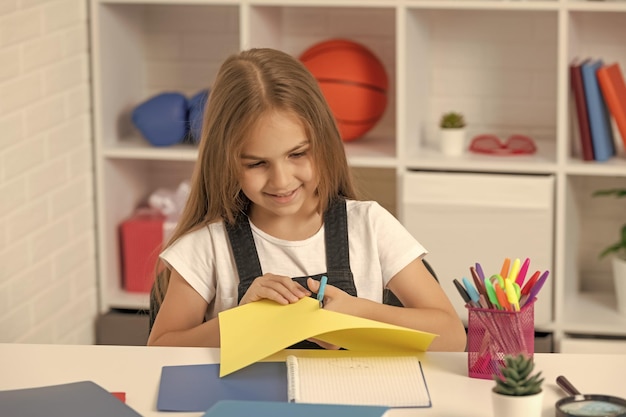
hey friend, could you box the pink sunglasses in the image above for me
[469,134,537,155]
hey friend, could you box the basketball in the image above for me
[299,39,388,141]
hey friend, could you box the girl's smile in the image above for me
[264,186,301,203]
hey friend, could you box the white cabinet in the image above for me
[402,171,555,327]
[90,0,626,350]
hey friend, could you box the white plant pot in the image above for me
[439,128,467,156]
[492,390,544,417]
[612,256,626,315]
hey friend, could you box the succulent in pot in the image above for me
[439,111,466,129]
[438,111,467,156]
[491,354,545,417]
[493,353,544,396]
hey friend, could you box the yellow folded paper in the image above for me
[218,297,438,376]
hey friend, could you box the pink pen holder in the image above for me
[467,299,535,379]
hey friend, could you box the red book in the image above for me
[570,59,595,161]
[597,62,626,149]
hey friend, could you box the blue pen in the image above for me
[317,275,328,308]
[462,276,481,306]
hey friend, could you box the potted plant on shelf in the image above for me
[439,111,467,156]
[593,187,626,316]
[492,354,544,417]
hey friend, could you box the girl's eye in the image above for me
[290,150,307,158]
[246,161,265,169]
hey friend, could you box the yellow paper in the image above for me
[218,297,438,376]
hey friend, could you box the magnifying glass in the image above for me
[555,375,626,417]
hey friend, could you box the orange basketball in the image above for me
[299,39,388,141]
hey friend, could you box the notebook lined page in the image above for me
[286,355,431,408]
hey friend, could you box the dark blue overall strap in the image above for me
[224,212,263,301]
[313,198,357,296]
[325,198,352,276]
[225,198,357,303]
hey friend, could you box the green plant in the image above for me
[593,188,626,260]
[439,111,466,129]
[492,354,544,396]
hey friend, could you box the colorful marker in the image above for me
[475,263,485,280]
[494,284,511,311]
[505,278,520,311]
[508,258,521,283]
[500,258,511,279]
[484,278,501,310]
[516,257,531,287]
[521,270,549,306]
[521,270,541,296]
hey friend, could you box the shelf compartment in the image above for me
[402,8,559,164]
[351,167,397,216]
[96,159,194,312]
[566,10,626,164]
[568,10,626,63]
[562,175,626,307]
[92,2,240,149]
[246,5,397,157]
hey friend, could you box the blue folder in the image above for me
[157,362,288,412]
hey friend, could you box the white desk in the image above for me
[1,343,624,417]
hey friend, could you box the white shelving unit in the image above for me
[90,0,626,351]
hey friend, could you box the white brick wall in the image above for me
[0,0,97,344]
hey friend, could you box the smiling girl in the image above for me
[147,48,466,352]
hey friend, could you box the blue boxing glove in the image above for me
[132,92,189,147]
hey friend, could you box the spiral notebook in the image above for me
[286,355,431,408]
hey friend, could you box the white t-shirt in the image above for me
[160,200,426,319]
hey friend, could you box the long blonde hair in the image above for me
[151,48,358,308]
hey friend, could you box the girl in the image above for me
[147,48,466,352]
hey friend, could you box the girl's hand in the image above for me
[306,277,356,315]
[305,277,352,350]
[239,273,311,306]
